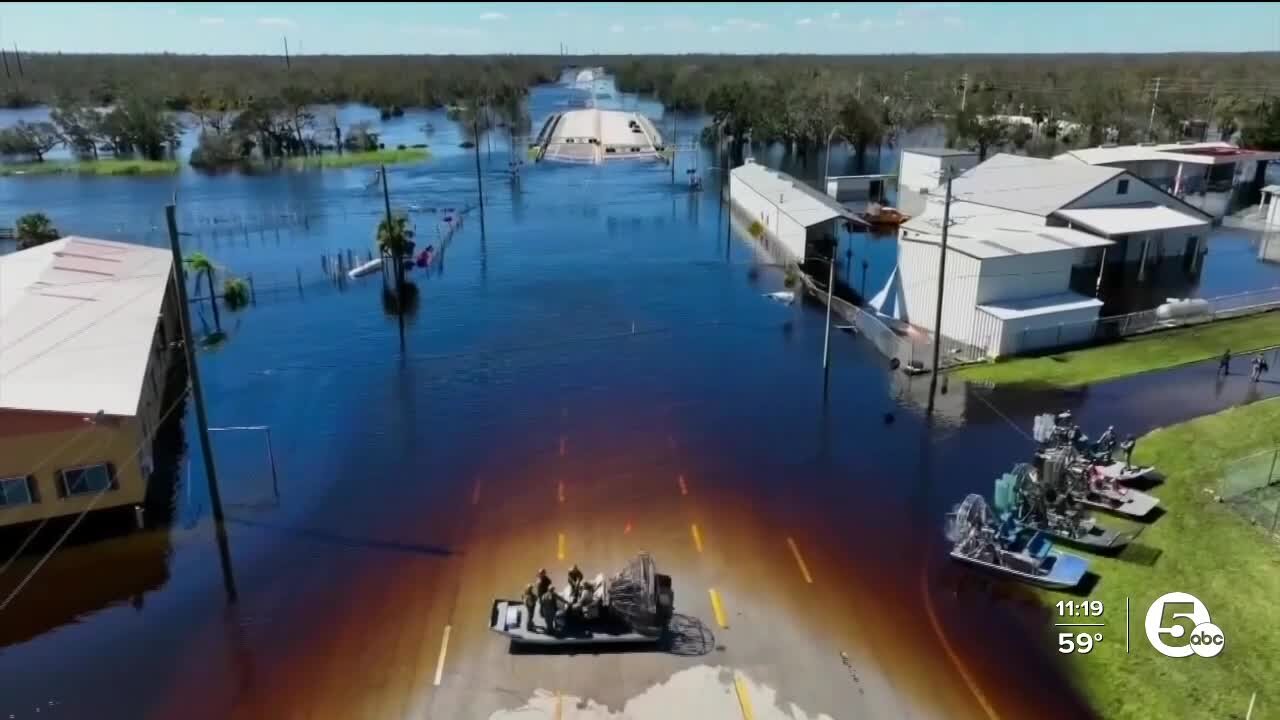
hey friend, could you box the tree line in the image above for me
[606,53,1280,158]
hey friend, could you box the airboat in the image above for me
[490,553,674,647]
[1032,414,1160,519]
[946,494,1089,589]
[1032,412,1157,486]
[994,464,1130,552]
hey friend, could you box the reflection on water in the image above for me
[1,75,1278,720]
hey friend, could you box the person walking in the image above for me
[522,584,538,631]
[1219,349,1232,377]
[1251,354,1265,382]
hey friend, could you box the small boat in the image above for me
[995,465,1129,552]
[1072,483,1160,518]
[765,290,796,305]
[946,495,1089,590]
[347,257,383,279]
[861,204,910,227]
[1092,461,1157,486]
[1015,512,1129,552]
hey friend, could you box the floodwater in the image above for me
[1,74,1279,719]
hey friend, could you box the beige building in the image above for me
[0,237,179,528]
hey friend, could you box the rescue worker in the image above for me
[540,589,559,635]
[1219,349,1232,377]
[535,568,552,597]
[1095,426,1116,457]
[567,564,584,598]
[1120,436,1137,470]
[522,584,537,631]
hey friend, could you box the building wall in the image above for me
[996,304,1103,357]
[729,173,807,260]
[1066,172,1180,210]
[1267,195,1280,226]
[897,238,982,345]
[976,251,1081,304]
[899,152,943,194]
[0,415,147,527]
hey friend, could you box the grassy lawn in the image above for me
[0,158,180,176]
[956,311,1280,388]
[1045,398,1280,720]
[287,148,429,170]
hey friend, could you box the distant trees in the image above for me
[16,212,60,249]
[344,122,380,153]
[0,121,61,161]
[1243,98,1280,151]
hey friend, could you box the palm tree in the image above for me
[184,251,221,333]
[376,214,414,288]
[16,212,61,249]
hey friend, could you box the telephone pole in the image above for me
[856,73,863,101]
[473,110,486,237]
[165,204,238,605]
[926,171,955,415]
[1147,77,1161,140]
[822,250,836,370]
[960,73,969,112]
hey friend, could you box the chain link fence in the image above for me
[1220,447,1280,539]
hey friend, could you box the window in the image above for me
[0,476,36,507]
[59,464,116,497]
[1117,179,1130,195]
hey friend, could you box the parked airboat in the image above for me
[946,494,1090,589]
[1032,413,1160,519]
[995,464,1131,552]
[490,553,674,647]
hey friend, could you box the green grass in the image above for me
[287,148,429,170]
[0,158,180,176]
[1045,398,1280,720]
[955,311,1280,388]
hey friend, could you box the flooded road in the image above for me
[2,75,1280,720]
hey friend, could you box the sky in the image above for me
[3,2,1280,55]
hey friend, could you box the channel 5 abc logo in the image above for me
[1144,592,1225,658]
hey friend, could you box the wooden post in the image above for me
[248,274,257,306]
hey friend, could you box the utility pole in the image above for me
[165,204,238,605]
[856,73,863,101]
[1147,77,1161,140]
[671,113,678,186]
[473,110,486,237]
[926,171,955,415]
[282,37,291,69]
[822,250,836,370]
[381,165,405,352]
[960,73,969,112]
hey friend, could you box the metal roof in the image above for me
[903,147,979,158]
[1262,184,1280,195]
[1055,203,1209,237]
[731,161,861,227]
[1057,142,1280,167]
[978,292,1104,320]
[950,153,1123,217]
[0,237,172,417]
[902,200,1113,260]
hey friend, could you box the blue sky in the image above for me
[4,2,1279,55]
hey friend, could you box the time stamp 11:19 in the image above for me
[1054,592,1226,659]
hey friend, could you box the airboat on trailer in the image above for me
[946,494,1090,589]
[490,553,674,646]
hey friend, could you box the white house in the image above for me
[897,148,980,216]
[883,153,1211,357]
[729,160,862,262]
[1262,185,1280,227]
[1055,141,1280,220]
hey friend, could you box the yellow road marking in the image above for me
[786,537,814,584]
[432,625,451,687]
[921,570,1001,720]
[470,480,482,506]
[733,672,756,720]
[690,523,703,553]
[558,481,565,504]
[557,532,566,561]
[709,588,728,628]
[678,474,688,496]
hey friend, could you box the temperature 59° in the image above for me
[1058,632,1102,654]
